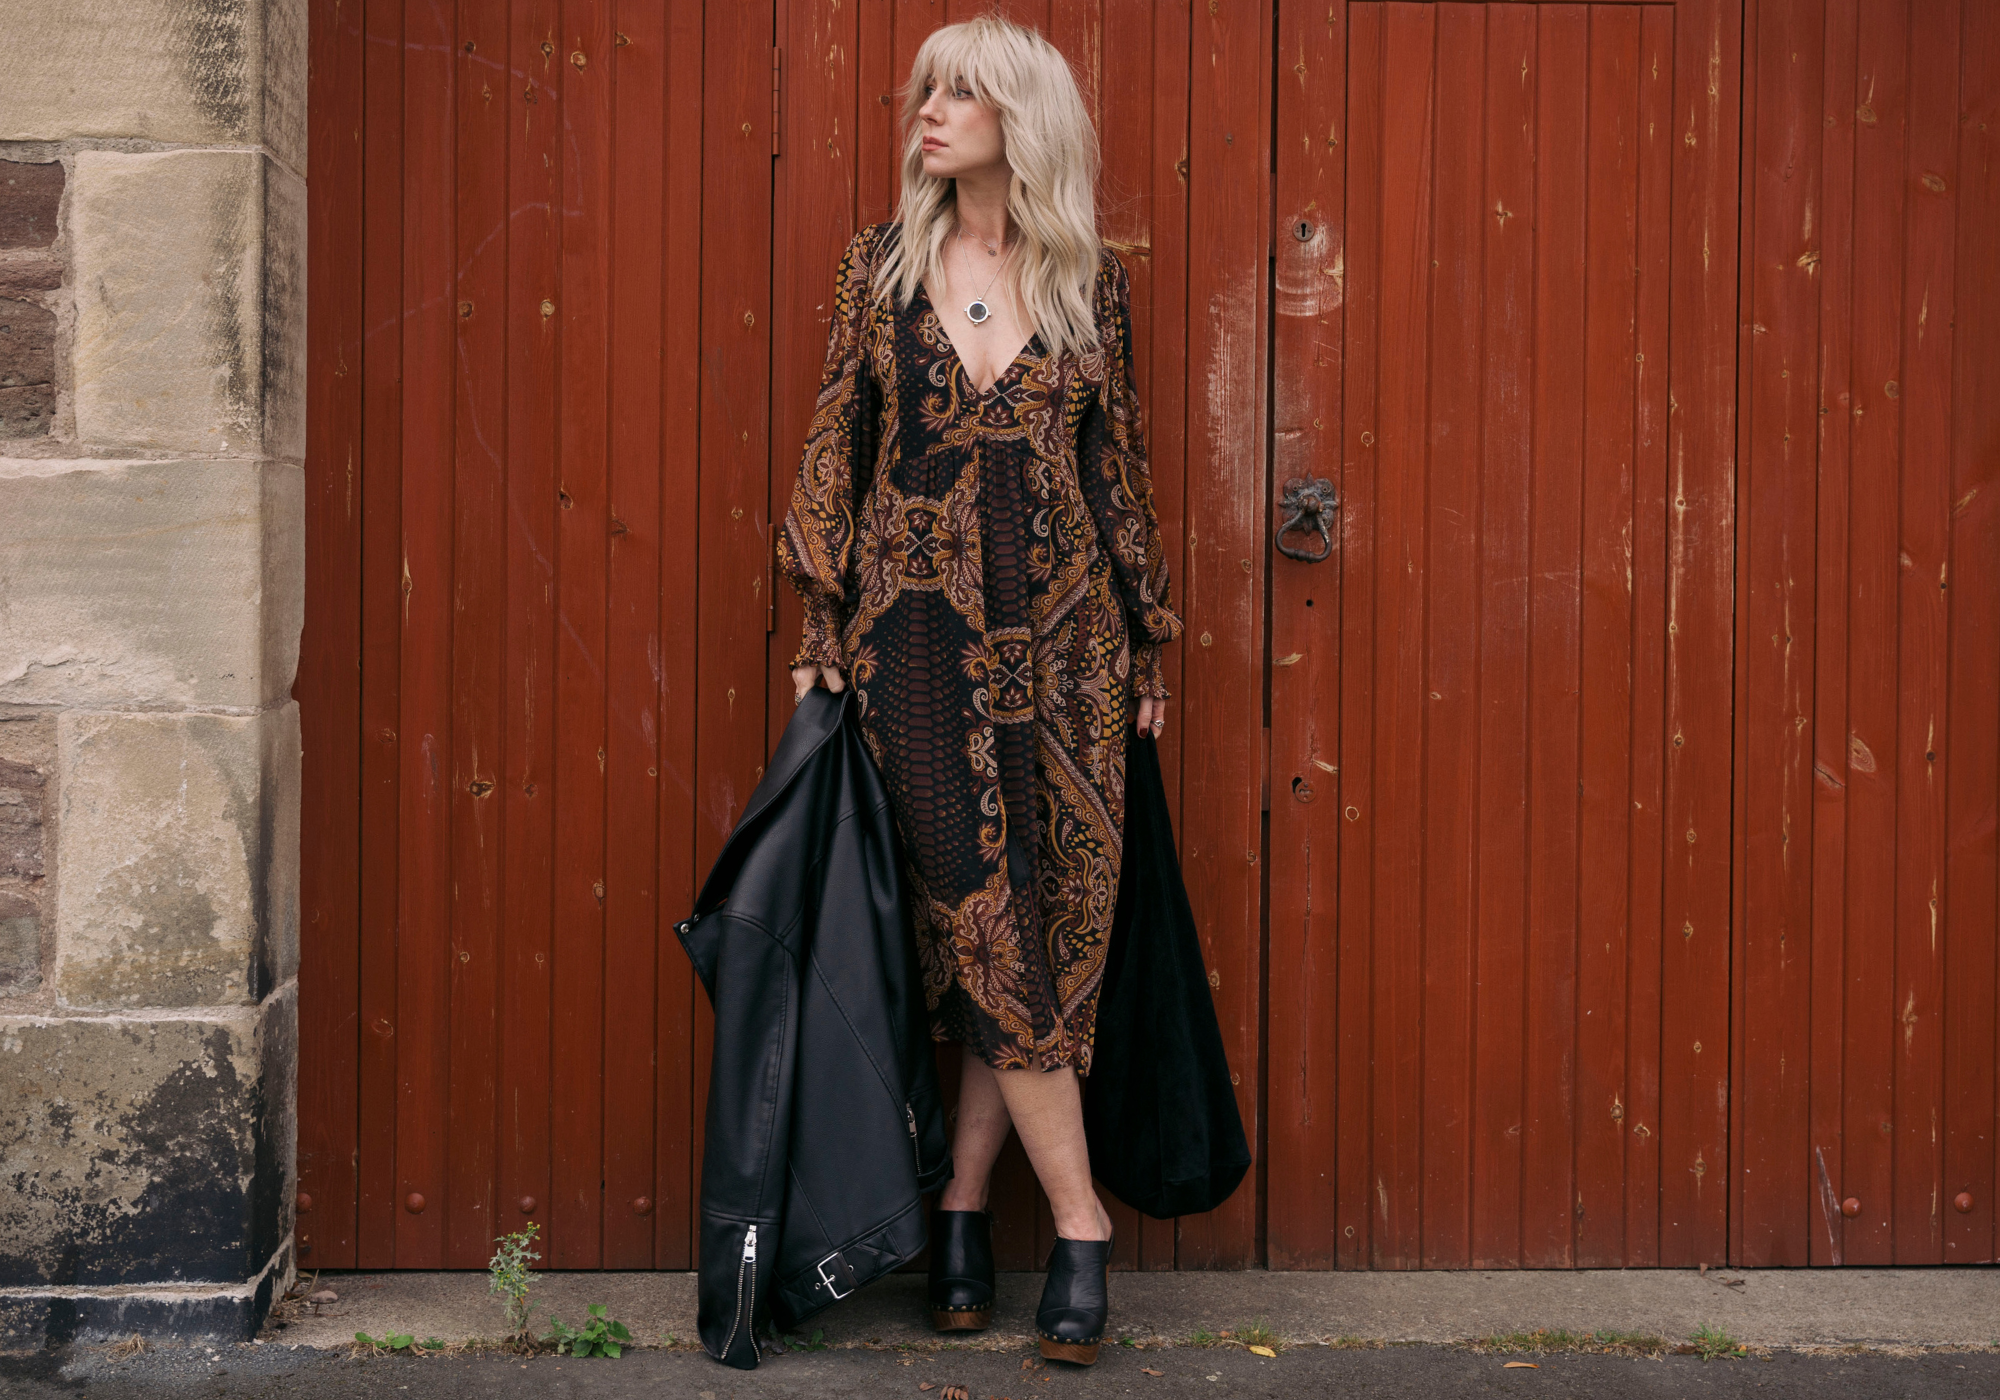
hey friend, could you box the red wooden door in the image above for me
[1265,0,1743,1268]
[300,0,770,1270]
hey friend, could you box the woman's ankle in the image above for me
[936,1191,990,1214]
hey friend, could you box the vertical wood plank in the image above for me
[1732,0,1823,1269]
[1468,0,1537,1272]
[1417,0,1482,1271]
[355,0,407,1271]
[394,0,457,1269]
[1335,0,1385,1272]
[1836,0,1909,1267]
[550,0,615,1269]
[498,0,562,1263]
[1890,0,1958,1266]
[1806,0,1858,1271]
[446,0,511,1268]
[1522,2,1586,1271]
[1266,0,1345,1272]
[1659,0,1742,1268]
[654,0,704,1271]
[602,0,668,1269]
[1176,0,1270,1268]
[1624,1,1676,1268]
[1943,0,2000,1268]
[299,0,366,1273]
[1575,1,1642,1269]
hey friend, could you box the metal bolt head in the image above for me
[1954,1192,1974,1214]
[1840,1197,1861,1218]
[518,1196,538,1214]
[405,1192,427,1214]
[296,1192,313,1214]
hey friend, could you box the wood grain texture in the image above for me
[298,0,365,1272]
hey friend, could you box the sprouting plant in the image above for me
[1688,1323,1746,1361]
[355,1331,415,1352]
[541,1303,633,1358]
[487,1222,542,1340]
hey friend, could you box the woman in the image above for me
[778,14,1180,1365]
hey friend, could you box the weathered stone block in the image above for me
[54,705,300,1010]
[0,755,45,882]
[70,150,305,459]
[0,987,295,1289]
[0,160,63,249]
[0,299,55,436]
[0,458,304,709]
[0,889,36,993]
[0,1,306,175]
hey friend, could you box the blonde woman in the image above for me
[778,14,1180,1364]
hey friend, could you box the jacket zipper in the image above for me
[906,1101,922,1173]
[718,1223,758,1362]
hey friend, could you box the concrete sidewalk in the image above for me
[268,1265,1999,1353]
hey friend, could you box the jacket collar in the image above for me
[690,685,853,916]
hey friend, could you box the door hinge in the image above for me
[772,47,783,157]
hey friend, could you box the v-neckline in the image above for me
[916,279,1041,400]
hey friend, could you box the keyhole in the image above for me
[1295,220,1313,241]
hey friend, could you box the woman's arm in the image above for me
[1076,248,1183,720]
[778,226,884,695]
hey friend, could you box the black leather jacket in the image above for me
[675,686,951,1369]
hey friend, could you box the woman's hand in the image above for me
[791,664,845,702]
[1136,694,1166,738]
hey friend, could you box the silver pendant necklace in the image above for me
[956,223,1009,325]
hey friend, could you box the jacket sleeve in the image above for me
[1076,247,1183,700]
[777,225,884,671]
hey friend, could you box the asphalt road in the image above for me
[5,1340,1998,1399]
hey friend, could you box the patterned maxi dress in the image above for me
[778,221,1182,1074]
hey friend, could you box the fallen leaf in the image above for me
[943,1387,969,1400]
[918,1385,935,1392]
[1142,1368,1164,1376]
[1248,1345,1277,1357]
[1503,1361,1539,1369]
[1022,1358,1036,1369]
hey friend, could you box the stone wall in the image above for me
[0,0,305,1351]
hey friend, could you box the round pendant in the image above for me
[965,298,990,325]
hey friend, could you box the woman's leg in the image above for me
[937,1056,1011,1212]
[940,1058,1112,1240]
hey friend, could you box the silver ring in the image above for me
[1150,718,1164,732]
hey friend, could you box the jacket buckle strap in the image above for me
[816,1250,858,1300]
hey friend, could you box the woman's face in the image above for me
[916,71,1008,180]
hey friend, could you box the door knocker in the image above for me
[1275,475,1338,562]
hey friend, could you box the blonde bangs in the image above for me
[872,14,1104,363]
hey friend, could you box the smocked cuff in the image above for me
[791,593,845,670]
[1134,641,1170,701]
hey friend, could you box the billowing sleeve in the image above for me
[1077,247,1183,700]
[778,226,884,671]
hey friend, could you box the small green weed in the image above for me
[540,1304,633,1358]
[1186,1328,1222,1347]
[487,1222,543,1342]
[1687,1323,1746,1361]
[1235,1321,1281,1352]
[354,1331,446,1353]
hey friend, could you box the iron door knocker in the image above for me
[1275,475,1338,562]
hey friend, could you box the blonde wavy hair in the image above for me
[872,14,1104,362]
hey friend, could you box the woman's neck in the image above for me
[951,177,1013,250]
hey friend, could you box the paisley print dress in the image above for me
[778,221,1181,1074]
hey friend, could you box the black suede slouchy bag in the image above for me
[1082,732,1252,1220]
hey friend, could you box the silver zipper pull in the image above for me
[905,1103,918,1139]
[743,1223,758,1261]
